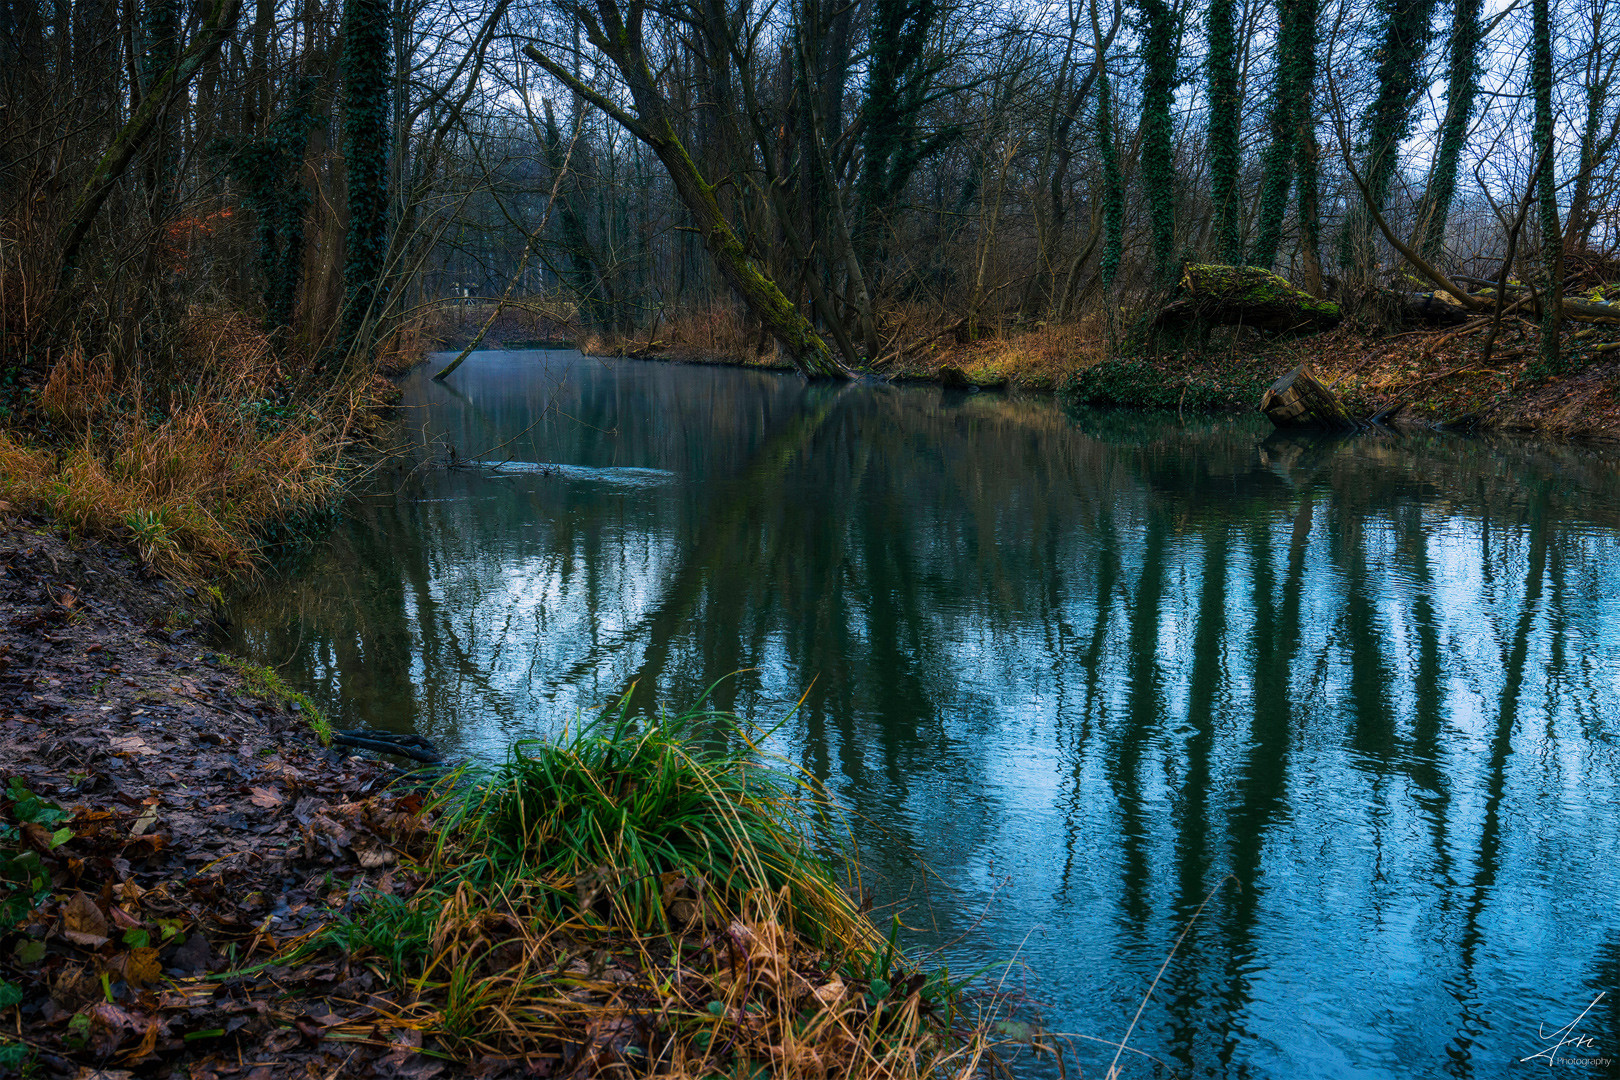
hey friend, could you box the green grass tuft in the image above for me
[302,699,993,1075]
[435,699,866,944]
[218,655,332,745]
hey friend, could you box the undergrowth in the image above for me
[316,702,995,1078]
[1060,348,1273,412]
[0,309,371,581]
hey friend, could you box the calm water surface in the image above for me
[229,351,1620,1079]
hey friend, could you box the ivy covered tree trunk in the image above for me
[1249,2,1297,272]
[1138,0,1179,285]
[217,79,320,332]
[1206,0,1241,265]
[139,0,180,204]
[1531,0,1562,373]
[338,0,392,355]
[855,0,956,276]
[1250,0,1318,275]
[1337,0,1439,282]
[1418,0,1481,261]
[1096,67,1125,287]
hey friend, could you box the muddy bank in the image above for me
[0,511,441,1079]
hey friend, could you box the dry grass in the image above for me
[657,305,767,364]
[583,304,777,368]
[0,308,366,579]
[578,299,1106,389]
[912,320,1106,389]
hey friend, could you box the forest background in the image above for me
[2,0,1619,566]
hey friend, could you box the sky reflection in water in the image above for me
[228,351,1620,1079]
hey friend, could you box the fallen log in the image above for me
[1391,291,1475,326]
[331,729,445,763]
[1467,286,1620,323]
[1259,364,1359,432]
[1156,264,1342,333]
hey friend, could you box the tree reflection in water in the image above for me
[228,351,1620,1079]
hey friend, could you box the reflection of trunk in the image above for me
[552,389,850,694]
[1398,502,1454,882]
[1115,513,1167,932]
[1215,505,1305,1037]
[1164,524,1227,1074]
[1056,502,1119,899]
[1453,485,1547,989]
[1339,509,1394,757]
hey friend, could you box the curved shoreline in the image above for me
[441,329,1620,442]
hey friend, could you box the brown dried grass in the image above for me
[384,886,998,1079]
[920,320,1106,389]
[322,713,1009,1079]
[1,309,363,579]
[658,304,764,364]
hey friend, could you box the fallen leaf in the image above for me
[110,947,163,988]
[109,736,157,756]
[129,805,159,837]
[353,840,396,869]
[61,892,109,947]
[248,787,283,809]
[85,1001,142,1056]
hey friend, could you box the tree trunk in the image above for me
[1137,0,1178,285]
[1206,0,1241,264]
[1156,264,1342,332]
[1418,0,1481,261]
[1532,0,1563,373]
[522,25,851,379]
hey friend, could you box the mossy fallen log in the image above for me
[1259,364,1359,432]
[1156,264,1342,333]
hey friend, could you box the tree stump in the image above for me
[1259,364,1358,432]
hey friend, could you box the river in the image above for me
[227,350,1620,1078]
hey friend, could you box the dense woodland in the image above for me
[1,0,1618,382]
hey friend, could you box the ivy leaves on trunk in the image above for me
[1137,0,1179,286]
[1531,0,1563,373]
[1249,0,1320,277]
[216,80,322,333]
[1418,0,1482,260]
[1206,0,1241,265]
[1338,0,1439,282]
[338,0,392,356]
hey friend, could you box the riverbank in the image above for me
[535,294,1620,439]
[0,310,409,583]
[0,508,992,1079]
